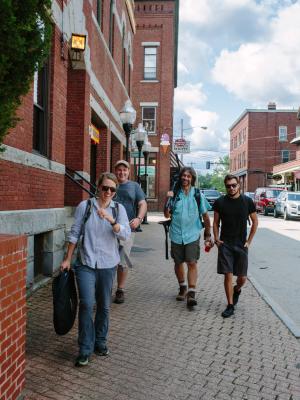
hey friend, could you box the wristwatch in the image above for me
[110,220,117,226]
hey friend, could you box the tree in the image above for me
[0,0,52,151]
[210,155,230,191]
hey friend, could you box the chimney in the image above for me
[268,102,276,110]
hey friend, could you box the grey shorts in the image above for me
[118,232,135,270]
[171,239,200,265]
[217,242,248,276]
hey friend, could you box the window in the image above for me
[33,62,49,156]
[282,150,290,163]
[238,131,242,146]
[296,126,300,138]
[279,126,287,142]
[144,47,157,79]
[109,0,114,54]
[142,107,156,134]
[234,136,237,148]
[96,0,102,28]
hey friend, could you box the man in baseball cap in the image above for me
[113,160,147,303]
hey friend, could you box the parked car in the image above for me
[254,187,285,215]
[200,189,221,206]
[274,191,300,220]
[244,191,254,200]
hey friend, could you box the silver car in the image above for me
[274,191,300,220]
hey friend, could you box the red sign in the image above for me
[174,138,186,146]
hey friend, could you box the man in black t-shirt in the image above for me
[213,174,258,318]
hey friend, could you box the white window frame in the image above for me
[296,126,300,138]
[142,106,156,134]
[144,47,157,80]
[282,150,290,163]
[279,126,287,142]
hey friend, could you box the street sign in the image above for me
[173,139,190,154]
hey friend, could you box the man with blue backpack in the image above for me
[164,166,213,308]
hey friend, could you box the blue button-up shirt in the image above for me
[170,187,211,245]
[68,198,131,269]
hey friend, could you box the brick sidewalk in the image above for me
[24,213,300,400]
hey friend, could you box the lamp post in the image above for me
[133,123,147,184]
[142,135,151,225]
[120,100,136,162]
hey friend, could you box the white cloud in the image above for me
[174,83,207,110]
[212,2,300,105]
[178,61,189,75]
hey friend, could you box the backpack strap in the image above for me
[112,201,119,221]
[80,199,92,246]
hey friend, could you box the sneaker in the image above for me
[94,346,109,356]
[233,286,241,306]
[186,291,197,307]
[221,304,234,318]
[75,354,89,367]
[176,285,187,301]
[114,289,125,304]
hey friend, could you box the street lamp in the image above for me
[120,100,136,162]
[133,123,147,184]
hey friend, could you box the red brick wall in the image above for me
[0,235,27,400]
[1,1,134,211]
[230,110,299,191]
[133,1,176,210]
[0,160,64,211]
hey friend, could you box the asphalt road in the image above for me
[248,213,300,337]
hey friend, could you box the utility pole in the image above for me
[180,118,183,163]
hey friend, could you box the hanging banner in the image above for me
[89,124,100,144]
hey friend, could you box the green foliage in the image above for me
[0,0,52,151]
[198,155,230,192]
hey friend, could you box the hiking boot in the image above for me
[94,346,109,357]
[233,286,241,306]
[114,289,125,304]
[75,354,89,367]
[176,285,187,301]
[221,304,234,318]
[186,291,197,307]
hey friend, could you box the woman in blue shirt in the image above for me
[61,172,131,367]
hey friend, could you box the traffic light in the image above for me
[206,161,210,169]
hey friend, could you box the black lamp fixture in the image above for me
[119,100,137,161]
[133,123,147,184]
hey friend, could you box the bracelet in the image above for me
[137,216,143,221]
[110,220,117,226]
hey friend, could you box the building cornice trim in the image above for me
[0,145,65,174]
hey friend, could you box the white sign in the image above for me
[173,140,191,154]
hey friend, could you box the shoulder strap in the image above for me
[112,201,119,221]
[80,199,92,240]
[194,188,201,211]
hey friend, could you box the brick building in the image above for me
[0,0,136,287]
[229,102,300,192]
[132,0,179,210]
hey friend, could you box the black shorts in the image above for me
[217,242,248,276]
[171,239,200,265]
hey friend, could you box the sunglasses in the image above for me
[226,183,238,189]
[101,185,116,193]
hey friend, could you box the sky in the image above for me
[173,0,300,173]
